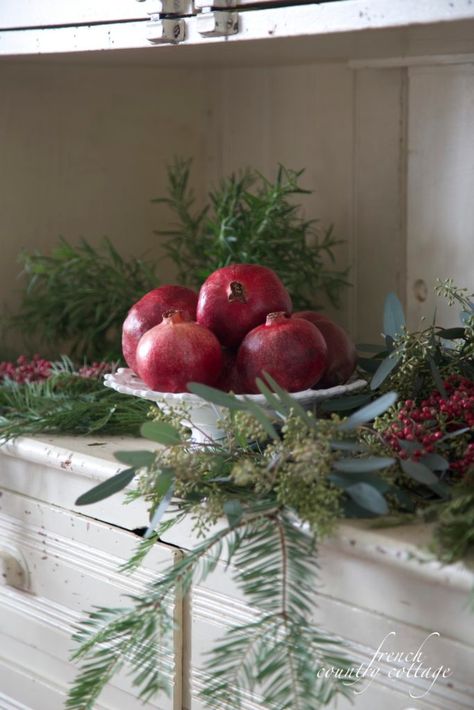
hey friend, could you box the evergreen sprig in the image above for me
[0,371,150,439]
[9,237,158,360]
[154,158,349,309]
[201,514,353,710]
[67,381,422,710]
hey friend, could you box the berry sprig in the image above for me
[0,356,116,384]
[76,361,116,379]
[382,374,474,476]
[0,354,52,384]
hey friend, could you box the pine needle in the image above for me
[0,373,150,439]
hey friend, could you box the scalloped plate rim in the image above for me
[104,368,368,406]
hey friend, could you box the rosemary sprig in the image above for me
[9,237,158,360]
[154,158,350,310]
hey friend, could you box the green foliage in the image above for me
[427,471,474,562]
[9,237,158,360]
[67,382,415,709]
[359,283,474,399]
[68,508,354,710]
[0,370,150,439]
[200,514,354,710]
[154,158,350,309]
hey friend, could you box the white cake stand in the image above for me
[104,368,367,444]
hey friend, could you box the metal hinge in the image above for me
[197,9,239,36]
[146,15,186,43]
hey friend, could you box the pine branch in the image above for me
[67,518,245,709]
[201,512,354,710]
[0,373,150,439]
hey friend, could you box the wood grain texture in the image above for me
[406,63,474,330]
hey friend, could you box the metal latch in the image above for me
[197,9,239,36]
[146,16,186,43]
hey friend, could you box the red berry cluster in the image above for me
[383,375,474,475]
[0,354,52,384]
[77,361,116,379]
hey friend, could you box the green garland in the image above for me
[0,369,150,439]
[0,282,472,709]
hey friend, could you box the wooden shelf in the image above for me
[1,0,474,67]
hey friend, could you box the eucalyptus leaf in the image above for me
[140,421,182,445]
[329,472,390,493]
[255,377,286,416]
[243,399,279,441]
[330,440,368,452]
[223,499,243,528]
[333,456,395,473]
[383,292,405,339]
[144,482,175,539]
[420,453,449,471]
[442,427,470,440]
[428,356,447,399]
[385,334,395,352]
[340,392,398,431]
[114,450,156,469]
[399,440,423,452]
[345,482,389,515]
[356,344,385,353]
[155,469,175,498]
[437,327,466,340]
[400,459,439,486]
[75,468,135,506]
[357,357,383,374]
[370,352,400,391]
[321,393,371,413]
[261,372,315,428]
[461,310,473,324]
[187,382,246,410]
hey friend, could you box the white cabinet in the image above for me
[1,436,473,709]
[0,2,473,708]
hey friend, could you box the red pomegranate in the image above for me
[122,285,198,373]
[215,349,243,393]
[197,264,292,348]
[236,312,328,394]
[135,310,223,393]
[293,311,356,387]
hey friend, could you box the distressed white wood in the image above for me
[1,1,474,61]
[0,434,152,528]
[351,67,407,342]
[0,1,149,29]
[2,436,474,708]
[186,528,474,709]
[0,487,179,708]
[406,63,474,330]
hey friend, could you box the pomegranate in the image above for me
[236,311,328,394]
[215,349,243,393]
[135,310,223,393]
[293,311,356,387]
[122,285,198,373]
[197,264,292,348]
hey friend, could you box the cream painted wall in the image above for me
[0,57,472,354]
[0,61,209,352]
